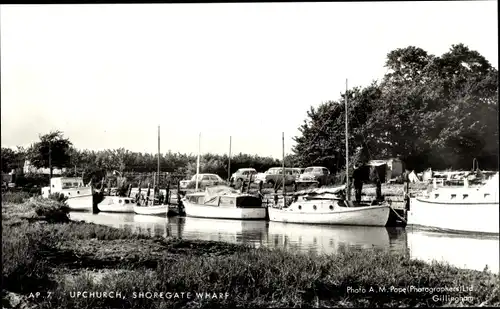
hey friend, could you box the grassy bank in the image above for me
[2,192,499,308]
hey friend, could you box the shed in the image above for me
[367,158,404,183]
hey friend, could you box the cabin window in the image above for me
[463,194,468,199]
[220,197,233,206]
[451,194,456,199]
[329,205,334,210]
[313,205,317,210]
[73,182,78,187]
[484,193,490,198]
[119,199,122,204]
[236,196,262,208]
[124,200,130,204]
[434,194,439,199]
[298,205,302,210]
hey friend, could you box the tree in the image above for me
[26,131,73,178]
[293,43,498,172]
[2,148,17,173]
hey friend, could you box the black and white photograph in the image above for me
[1,1,498,308]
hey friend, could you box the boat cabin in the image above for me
[41,177,87,197]
[116,197,135,205]
[52,177,85,190]
[102,196,136,205]
[427,173,499,203]
[186,186,262,208]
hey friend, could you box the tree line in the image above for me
[1,133,298,186]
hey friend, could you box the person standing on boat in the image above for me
[351,146,369,203]
[352,164,364,203]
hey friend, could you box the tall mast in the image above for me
[196,132,201,191]
[228,136,232,181]
[157,125,160,189]
[345,78,350,201]
[282,132,286,205]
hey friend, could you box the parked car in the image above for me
[179,179,191,189]
[254,167,301,187]
[184,173,225,189]
[230,168,258,186]
[298,166,334,186]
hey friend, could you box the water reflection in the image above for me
[69,212,499,273]
[406,227,499,273]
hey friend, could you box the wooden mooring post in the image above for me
[404,180,410,211]
[165,181,170,205]
[91,184,100,214]
[146,183,151,206]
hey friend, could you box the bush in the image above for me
[1,191,30,204]
[30,198,70,223]
[48,192,68,203]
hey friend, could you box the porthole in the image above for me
[298,205,302,210]
[77,191,80,194]
[119,199,122,204]
[313,205,317,210]
[329,205,334,210]
[68,192,71,195]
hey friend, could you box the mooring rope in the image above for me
[389,205,407,224]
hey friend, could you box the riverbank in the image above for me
[2,194,499,308]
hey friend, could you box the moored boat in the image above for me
[269,81,392,227]
[98,196,136,213]
[407,173,499,234]
[133,204,168,216]
[182,185,267,220]
[41,177,93,211]
[268,186,391,226]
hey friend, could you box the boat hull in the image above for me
[134,205,168,216]
[66,193,93,211]
[408,198,499,234]
[268,201,390,226]
[183,200,266,220]
[41,186,93,211]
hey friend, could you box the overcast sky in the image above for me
[1,2,498,159]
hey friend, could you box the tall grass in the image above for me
[40,247,499,309]
[2,221,56,293]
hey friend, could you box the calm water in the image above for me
[69,212,499,273]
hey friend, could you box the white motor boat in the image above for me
[41,177,93,211]
[408,173,499,234]
[97,196,136,213]
[182,185,266,220]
